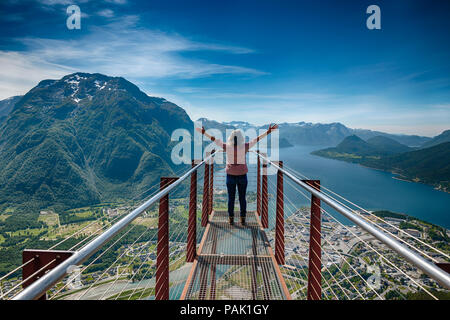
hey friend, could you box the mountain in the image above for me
[267,122,430,147]
[199,118,293,148]
[198,117,236,133]
[273,122,352,146]
[420,130,450,149]
[279,137,294,148]
[223,121,255,131]
[334,135,377,156]
[196,118,431,147]
[351,129,430,147]
[312,135,375,159]
[364,142,450,192]
[366,136,413,154]
[312,134,450,192]
[0,96,22,125]
[0,73,192,213]
[199,119,356,146]
[313,135,420,162]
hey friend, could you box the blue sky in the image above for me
[0,0,449,136]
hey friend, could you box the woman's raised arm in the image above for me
[248,123,278,149]
[195,126,226,150]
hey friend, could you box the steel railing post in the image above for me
[209,150,215,215]
[275,161,285,265]
[261,153,269,229]
[201,152,210,227]
[304,179,322,300]
[155,177,178,300]
[257,150,261,216]
[187,160,199,263]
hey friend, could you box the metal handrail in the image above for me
[13,153,215,300]
[253,151,450,290]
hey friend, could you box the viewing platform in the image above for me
[7,151,450,301]
[181,210,290,300]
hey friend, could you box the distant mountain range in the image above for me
[197,118,432,147]
[0,73,192,213]
[0,74,447,213]
[312,134,450,192]
[364,136,413,154]
[421,130,450,148]
[198,117,294,148]
[313,135,413,159]
[198,118,449,192]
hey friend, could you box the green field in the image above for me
[7,228,44,237]
[107,287,155,300]
[38,212,60,227]
[0,214,11,222]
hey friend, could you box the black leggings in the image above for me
[226,174,248,217]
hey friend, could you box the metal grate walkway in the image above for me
[181,210,291,300]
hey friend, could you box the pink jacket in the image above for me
[214,138,258,175]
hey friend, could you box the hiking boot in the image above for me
[229,216,234,225]
[240,217,246,225]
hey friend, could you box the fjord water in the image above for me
[278,145,450,229]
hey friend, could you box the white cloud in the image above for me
[105,0,127,4]
[36,0,90,6]
[172,88,449,136]
[430,103,450,111]
[0,16,263,99]
[35,0,127,5]
[0,51,74,99]
[97,9,114,18]
[181,91,335,101]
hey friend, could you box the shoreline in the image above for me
[314,153,450,195]
[392,176,412,183]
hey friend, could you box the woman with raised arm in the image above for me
[196,124,278,225]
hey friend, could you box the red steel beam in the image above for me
[275,161,285,265]
[22,249,73,300]
[436,263,450,273]
[256,150,261,216]
[304,179,322,300]
[187,160,199,263]
[201,152,210,227]
[155,176,178,300]
[261,154,269,229]
[209,150,215,215]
